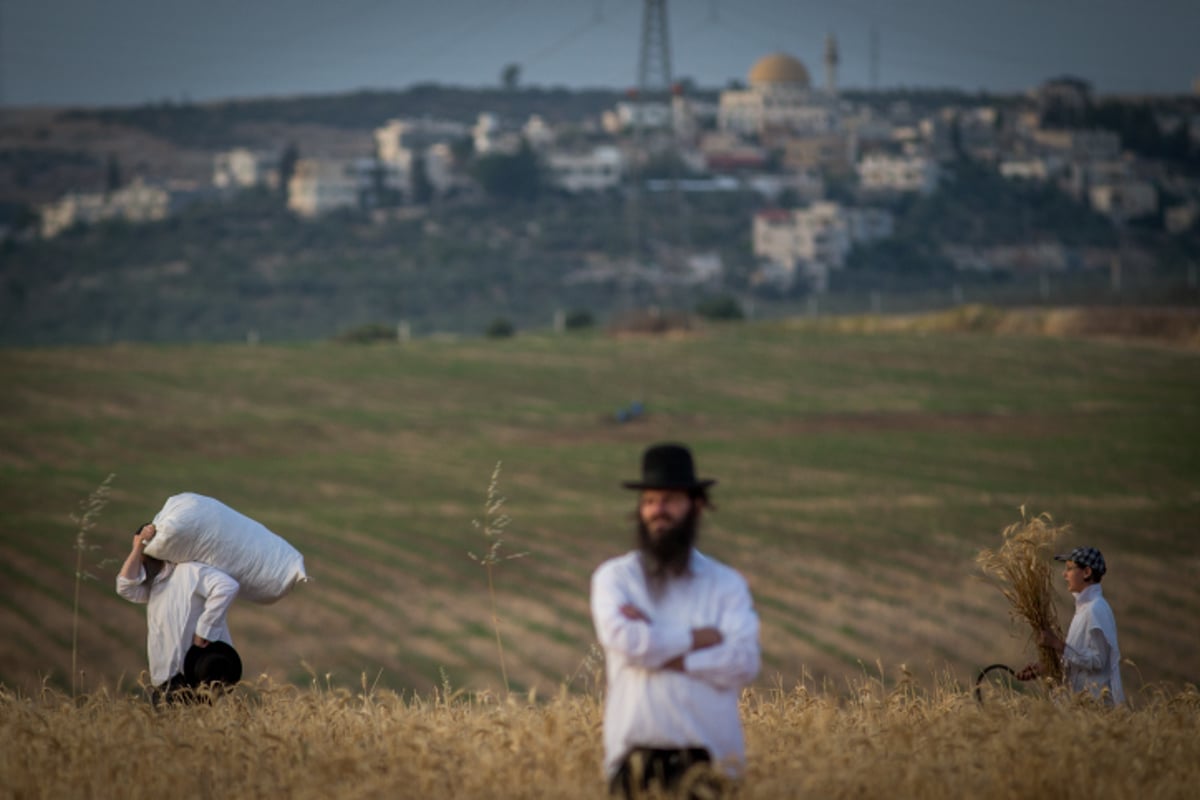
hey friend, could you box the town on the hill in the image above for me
[3,42,1199,343]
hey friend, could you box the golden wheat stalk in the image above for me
[976,507,1067,682]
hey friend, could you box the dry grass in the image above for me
[781,304,1200,348]
[976,509,1068,681]
[2,676,1197,799]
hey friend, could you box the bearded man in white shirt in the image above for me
[116,521,242,702]
[590,443,761,799]
[1017,545,1124,705]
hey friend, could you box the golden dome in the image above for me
[748,53,811,89]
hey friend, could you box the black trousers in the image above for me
[610,747,725,799]
[152,673,230,706]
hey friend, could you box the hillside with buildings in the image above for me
[2,46,1199,344]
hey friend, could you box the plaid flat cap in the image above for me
[1054,546,1106,577]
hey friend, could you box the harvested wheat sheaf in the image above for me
[2,678,1199,800]
[976,509,1068,682]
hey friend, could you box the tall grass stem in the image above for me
[70,473,115,698]
[468,462,527,695]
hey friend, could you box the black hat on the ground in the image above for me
[621,443,716,492]
[183,640,242,687]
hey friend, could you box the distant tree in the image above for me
[278,142,300,201]
[639,150,695,180]
[486,317,515,338]
[775,188,801,208]
[948,113,965,161]
[105,154,122,193]
[674,76,697,95]
[844,237,955,276]
[450,136,475,168]
[564,309,594,330]
[0,201,39,235]
[501,63,521,91]
[411,151,435,205]
[695,294,744,321]
[472,140,541,202]
[334,322,396,344]
[1086,100,1196,167]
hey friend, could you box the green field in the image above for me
[1,318,1197,696]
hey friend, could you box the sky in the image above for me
[2,0,1198,108]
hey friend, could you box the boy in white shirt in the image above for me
[1017,546,1124,705]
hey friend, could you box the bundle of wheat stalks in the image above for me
[976,509,1066,682]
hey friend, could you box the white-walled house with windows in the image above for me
[1088,180,1158,223]
[999,156,1066,182]
[40,178,173,238]
[473,113,522,156]
[212,148,280,190]
[753,201,894,291]
[375,118,468,166]
[374,118,469,200]
[603,101,673,134]
[286,159,361,217]
[857,153,940,195]
[545,146,624,193]
[1030,127,1121,161]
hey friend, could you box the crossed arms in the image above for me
[591,564,760,691]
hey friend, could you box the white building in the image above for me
[424,142,464,195]
[1089,181,1158,223]
[40,178,172,238]
[753,201,893,291]
[672,93,717,141]
[999,156,1065,182]
[781,131,856,174]
[1030,127,1121,161]
[375,118,468,166]
[857,154,940,195]
[473,113,523,155]
[698,131,769,172]
[212,148,279,190]
[1059,158,1133,201]
[719,52,836,136]
[522,115,556,150]
[287,159,360,217]
[604,101,673,134]
[545,146,624,193]
[1165,202,1198,234]
[374,118,471,201]
[744,170,824,204]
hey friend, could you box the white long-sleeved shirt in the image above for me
[591,549,761,779]
[116,562,240,686]
[1062,583,1124,705]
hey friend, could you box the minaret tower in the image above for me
[823,33,839,97]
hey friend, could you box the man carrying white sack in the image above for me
[115,493,307,702]
[116,522,242,702]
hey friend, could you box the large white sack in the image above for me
[144,493,307,604]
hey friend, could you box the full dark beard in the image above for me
[637,506,699,588]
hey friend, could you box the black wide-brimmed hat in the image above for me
[621,443,716,491]
[183,640,243,687]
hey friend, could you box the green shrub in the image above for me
[564,309,594,330]
[334,322,396,343]
[695,294,744,321]
[486,318,515,338]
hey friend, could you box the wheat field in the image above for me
[2,676,1197,799]
[2,314,1198,797]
